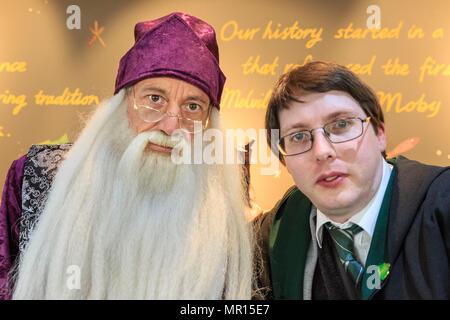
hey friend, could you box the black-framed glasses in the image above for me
[132,88,211,133]
[278,117,371,156]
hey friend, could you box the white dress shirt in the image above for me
[315,159,392,266]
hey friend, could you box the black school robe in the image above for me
[253,156,450,300]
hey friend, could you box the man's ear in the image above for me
[376,121,387,153]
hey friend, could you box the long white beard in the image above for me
[12,90,254,299]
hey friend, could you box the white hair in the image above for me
[12,89,254,299]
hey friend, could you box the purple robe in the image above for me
[0,155,26,300]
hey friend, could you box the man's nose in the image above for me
[311,129,337,162]
[155,104,181,136]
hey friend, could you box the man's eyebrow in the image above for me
[138,86,167,95]
[283,121,309,134]
[185,95,209,105]
[324,110,359,121]
[282,109,360,134]
[135,87,208,104]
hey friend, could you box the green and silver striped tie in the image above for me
[324,222,364,286]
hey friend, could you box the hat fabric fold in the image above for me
[114,12,226,109]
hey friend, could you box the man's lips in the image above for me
[316,172,348,187]
[146,142,173,153]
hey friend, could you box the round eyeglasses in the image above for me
[278,117,371,156]
[132,89,211,133]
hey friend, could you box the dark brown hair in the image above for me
[265,61,385,164]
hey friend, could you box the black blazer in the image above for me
[254,156,450,299]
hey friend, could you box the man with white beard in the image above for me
[0,12,254,300]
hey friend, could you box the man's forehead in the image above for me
[289,90,359,107]
[134,76,190,88]
[281,90,365,128]
[133,77,210,101]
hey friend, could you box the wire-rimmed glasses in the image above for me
[278,117,371,156]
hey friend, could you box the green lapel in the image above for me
[269,188,312,300]
[269,158,398,300]
[360,158,398,300]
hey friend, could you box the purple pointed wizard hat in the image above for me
[114,12,226,109]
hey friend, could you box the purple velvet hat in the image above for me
[114,12,226,109]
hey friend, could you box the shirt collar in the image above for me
[315,159,392,248]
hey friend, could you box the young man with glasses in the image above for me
[0,12,254,299]
[255,61,450,300]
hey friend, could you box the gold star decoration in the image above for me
[88,20,106,47]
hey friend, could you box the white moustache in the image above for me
[122,130,186,154]
[146,130,186,148]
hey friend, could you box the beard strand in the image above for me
[12,90,253,300]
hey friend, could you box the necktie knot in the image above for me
[325,222,363,244]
